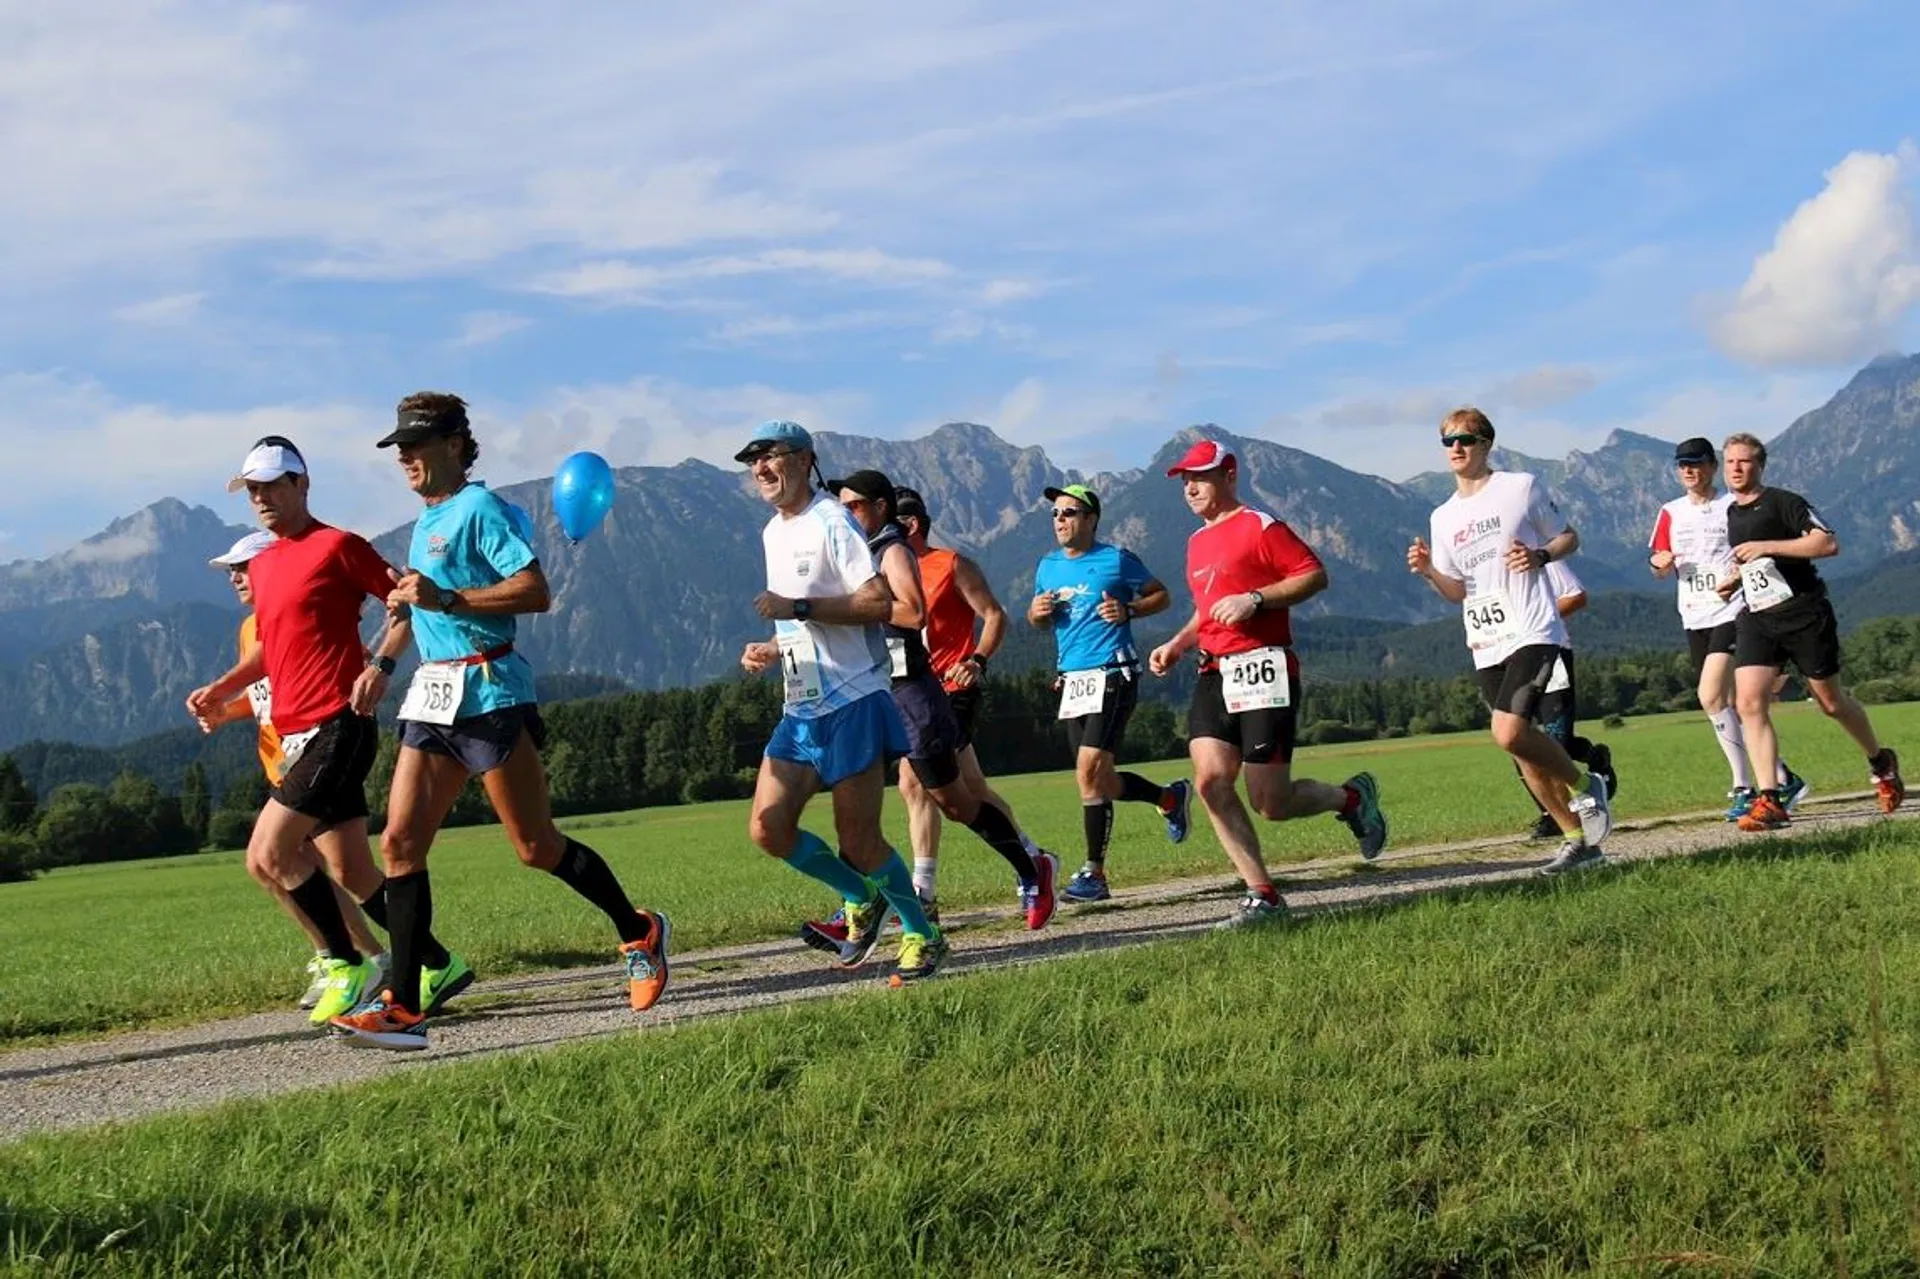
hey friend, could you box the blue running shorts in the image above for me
[765,691,909,787]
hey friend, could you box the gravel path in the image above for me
[2,792,1909,1144]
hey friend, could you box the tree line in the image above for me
[3,614,1916,881]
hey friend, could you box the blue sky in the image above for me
[4,0,1919,557]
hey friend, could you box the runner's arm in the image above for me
[186,650,267,717]
[1556,590,1588,618]
[1127,577,1172,620]
[754,576,891,625]
[1252,565,1328,610]
[951,555,1006,659]
[396,564,550,616]
[1733,526,1838,562]
[1162,608,1203,658]
[878,544,925,629]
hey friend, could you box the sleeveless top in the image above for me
[867,522,933,680]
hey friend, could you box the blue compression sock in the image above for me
[785,830,873,903]
[870,848,934,936]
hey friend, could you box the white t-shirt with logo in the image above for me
[1428,470,1572,670]
[1648,492,1743,630]
[761,494,890,720]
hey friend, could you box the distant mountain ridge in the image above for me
[4,354,1920,749]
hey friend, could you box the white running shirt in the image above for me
[760,494,889,719]
[1647,492,1743,630]
[1428,470,1571,669]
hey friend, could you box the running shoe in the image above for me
[620,912,672,1012]
[1215,892,1289,930]
[1724,788,1757,822]
[1538,840,1606,876]
[330,993,430,1051]
[1163,779,1193,844]
[298,953,329,1010]
[420,951,475,1016]
[1777,770,1811,815]
[890,929,949,985]
[1339,772,1387,859]
[1020,851,1060,931]
[1737,792,1790,832]
[1570,771,1613,847]
[1872,749,1905,815]
[798,907,848,956]
[1062,863,1111,903]
[1587,743,1618,800]
[836,896,892,968]
[308,955,379,1026]
[1527,813,1561,841]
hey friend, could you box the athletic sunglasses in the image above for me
[1440,433,1488,448]
[1051,508,1090,519]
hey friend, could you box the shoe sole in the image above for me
[1167,783,1191,844]
[1348,774,1387,860]
[338,1025,429,1052]
[1538,851,1607,876]
[1026,853,1061,930]
[798,922,846,956]
[627,913,672,1012]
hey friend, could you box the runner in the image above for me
[1027,483,1191,903]
[1714,432,1904,831]
[731,421,947,984]
[185,436,420,1025]
[1516,559,1617,840]
[196,530,385,1007]
[330,393,669,1050]
[1147,440,1387,927]
[1647,436,1807,821]
[825,471,1056,929]
[1407,408,1612,874]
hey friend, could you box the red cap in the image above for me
[1165,439,1235,476]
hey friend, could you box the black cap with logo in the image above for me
[1673,437,1715,464]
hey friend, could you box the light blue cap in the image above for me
[733,419,813,462]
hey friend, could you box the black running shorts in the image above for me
[1186,663,1298,767]
[1531,647,1578,740]
[1686,622,1739,677]
[1476,644,1564,720]
[945,684,983,751]
[1734,598,1842,681]
[273,710,379,830]
[893,674,963,790]
[399,704,545,776]
[1061,669,1138,756]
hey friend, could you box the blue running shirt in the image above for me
[405,481,539,716]
[1033,542,1155,672]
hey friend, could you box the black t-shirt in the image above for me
[1725,487,1831,603]
[866,522,932,679]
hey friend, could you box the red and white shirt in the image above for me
[1648,492,1743,629]
[1184,506,1323,659]
[248,523,396,736]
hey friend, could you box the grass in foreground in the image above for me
[2,701,1913,1043]
[7,823,1920,1276]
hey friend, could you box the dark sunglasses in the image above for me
[1440,433,1487,448]
[1051,508,1089,519]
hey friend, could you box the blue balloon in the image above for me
[553,451,616,544]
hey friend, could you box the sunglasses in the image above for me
[1440,433,1487,448]
[1051,508,1089,520]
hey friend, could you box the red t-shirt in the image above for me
[1185,507,1323,657]
[247,522,395,735]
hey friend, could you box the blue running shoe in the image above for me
[1724,788,1757,822]
[1062,864,1111,903]
[1163,780,1192,844]
[1778,770,1811,814]
[835,896,891,969]
[1339,772,1387,860]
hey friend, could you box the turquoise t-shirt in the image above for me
[1033,542,1155,672]
[405,481,540,717]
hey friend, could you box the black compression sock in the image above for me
[549,838,650,944]
[963,802,1039,885]
[384,871,430,1013]
[287,870,360,967]
[1082,800,1114,866]
[1117,772,1167,807]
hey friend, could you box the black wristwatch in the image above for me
[965,652,988,669]
[370,655,397,676]
[793,599,812,621]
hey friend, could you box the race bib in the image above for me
[1740,557,1794,612]
[778,629,823,706]
[246,678,273,726]
[1219,647,1291,714]
[1056,668,1107,719]
[280,726,319,770]
[399,662,466,726]
[1677,565,1725,619]
[1462,593,1520,652]
[886,636,908,680]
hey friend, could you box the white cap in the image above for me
[209,530,276,568]
[226,442,307,492]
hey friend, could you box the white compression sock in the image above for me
[1710,707,1753,790]
[912,857,938,901]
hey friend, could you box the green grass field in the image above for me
[2,701,1913,1043]
[6,821,1920,1276]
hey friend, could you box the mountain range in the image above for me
[3,354,1918,750]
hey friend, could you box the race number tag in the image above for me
[1462,593,1520,651]
[1219,647,1291,714]
[1740,556,1794,612]
[246,678,273,726]
[777,628,824,705]
[399,662,466,726]
[886,636,909,680]
[1678,565,1724,619]
[1056,669,1106,719]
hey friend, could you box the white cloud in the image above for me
[1710,146,1920,367]
[528,247,956,303]
[59,529,159,565]
[111,292,207,326]
[450,311,532,349]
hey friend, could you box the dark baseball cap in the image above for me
[378,398,469,448]
[826,469,895,504]
[1674,437,1715,464]
[892,486,929,522]
[1044,483,1101,518]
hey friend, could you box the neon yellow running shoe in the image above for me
[420,952,475,1016]
[890,929,949,986]
[308,956,378,1026]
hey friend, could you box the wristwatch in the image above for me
[965,652,988,668]
[793,598,812,621]
[370,655,397,676]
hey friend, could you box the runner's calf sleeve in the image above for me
[1116,772,1166,807]
[549,837,650,945]
[384,871,430,1013]
[359,882,390,931]
[786,829,875,903]
[1083,799,1115,865]
[287,870,360,967]
[871,850,933,936]
[362,879,451,972]
[962,803,1039,885]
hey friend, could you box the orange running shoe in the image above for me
[621,912,672,1012]
[1872,748,1905,815]
[1737,793,1790,832]
[330,993,429,1051]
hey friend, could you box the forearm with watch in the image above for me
[369,616,412,675]
[1534,528,1579,568]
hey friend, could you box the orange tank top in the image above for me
[919,547,979,690]
[238,615,288,784]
